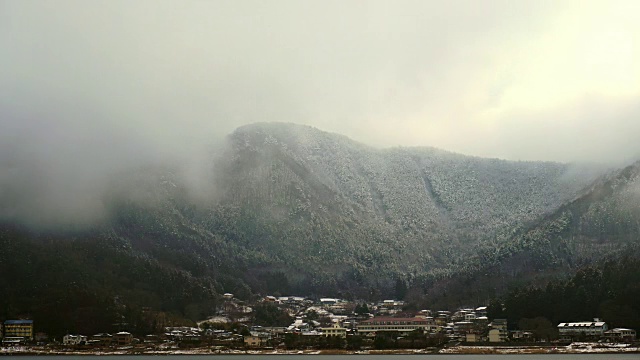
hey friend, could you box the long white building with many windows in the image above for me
[557,319,608,337]
[356,317,439,336]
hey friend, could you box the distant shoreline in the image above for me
[2,343,640,356]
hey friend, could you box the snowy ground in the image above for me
[441,342,640,354]
[2,342,639,355]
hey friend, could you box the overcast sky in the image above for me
[1,0,640,226]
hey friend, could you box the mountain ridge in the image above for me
[1,122,629,336]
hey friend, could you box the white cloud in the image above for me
[1,0,640,226]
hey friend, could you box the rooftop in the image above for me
[4,320,33,325]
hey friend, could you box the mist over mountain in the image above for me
[4,123,630,337]
[201,123,601,286]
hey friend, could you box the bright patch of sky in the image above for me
[1,0,639,165]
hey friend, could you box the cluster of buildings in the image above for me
[61,332,133,347]
[225,295,638,348]
[1,295,637,349]
[558,319,636,342]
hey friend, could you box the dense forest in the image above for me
[488,253,640,332]
[0,224,219,337]
[412,158,640,311]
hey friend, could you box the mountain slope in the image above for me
[0,122,610,333]
[196,123,600,293]
[420,160,640,308]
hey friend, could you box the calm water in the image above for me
[5,356,639,360]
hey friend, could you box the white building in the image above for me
[63,334,87,345]
[321,323,347,338]
[557,319,608,338]
[357,317,439,336]
[489,328,507,342]
[604,328,636,342]
[320,298,338,305]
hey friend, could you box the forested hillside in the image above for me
[199,123,598,294]
[418,160,640,308]
[488,254,640,331]
[0,123,609,335]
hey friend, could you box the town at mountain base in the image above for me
[1,295,639,354]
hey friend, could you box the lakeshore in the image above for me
[2,342,640,356]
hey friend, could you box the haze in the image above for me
[1,0,640,227]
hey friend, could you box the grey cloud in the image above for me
[0,0,637,227]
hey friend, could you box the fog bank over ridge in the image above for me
[1,0,639,227]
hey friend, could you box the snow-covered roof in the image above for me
[558,321,606,327]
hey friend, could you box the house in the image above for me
[489,328,507,342]
[488,319,508,342]
[321,323,347,338]
[603,328,636,342]
[91,333,113,345]
[3,320,34,340]
[382,300,396,308]
[465,333,484,342]
[453,321,474,335]
[34,332,49,343]
[223,293,234,300]
[114,331,133,346]
[320,298,338,306]
[379,300,404,314]
[453,308,476,322]
[510,330,533,341]
[557,319,608,339]
[244,332,271,347]
[2,337,26,346]
[63,334,87,345]
[475,306,488,318]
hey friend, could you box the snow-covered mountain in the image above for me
[200,123,600,293]
[1,122,622,335]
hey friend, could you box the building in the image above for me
[557,319,608,339]
[244,332,271,347]
[320,298,338,306]
[34,332,49,343]
[63,334,87,345]
[490,319,507,330]
[321,323,347,338]
[2,337,26,346]
[91,333,113,345]
[603,328,636,342]
[453,321,474,335]
[510,330,533,341]
[3,320,33,340]
[113,331,133,346]
[488,319,508,342]
[466,333,484,342]
[357,317,438,336]
[489,328,507,342]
